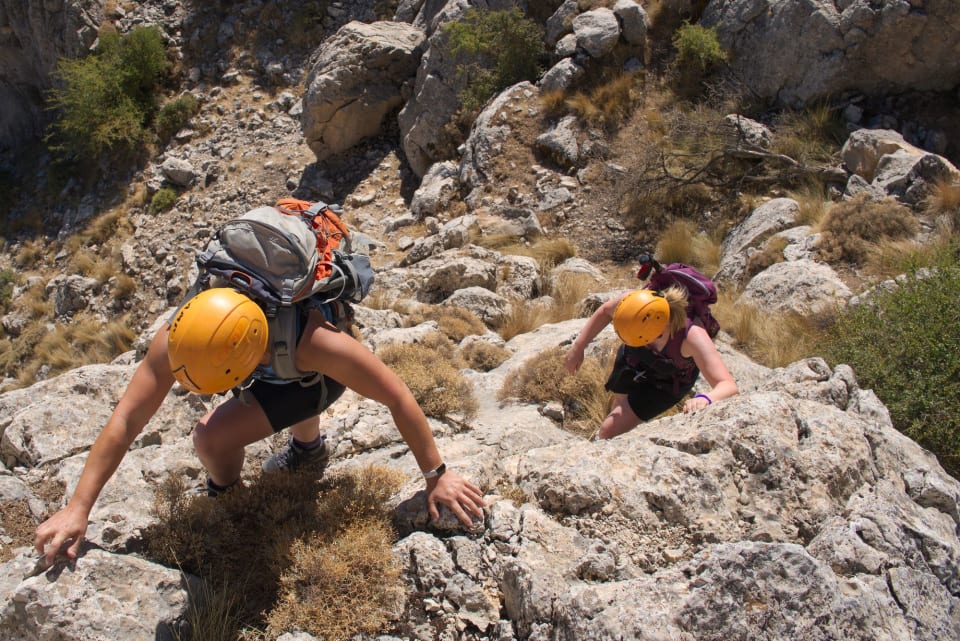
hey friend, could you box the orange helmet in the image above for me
[167,288,268,394]
[612,289,670,347]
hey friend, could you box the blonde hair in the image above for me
[661,285,689,337]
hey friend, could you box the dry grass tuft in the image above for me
[817,195,919,265]
[460,340,512,372]
[13,242,42,269]
[494,480,529,506]
[378,335,478,422]
[266,520,402,641]
[498,345,613,438]
[145,465,404,641]
[495,271,596,341]
[540,88,568,118]
[655,219,720,272]
[566,72,641,131]
[770,104,845,165]
[504,236,578,270]
[787,181,830,227]
[31,316,135,372]
[744,236,789,281]
[406,305,488,341]
[713,294,821,368]
[925,176,960,229]
[496,299,553,342]
[549,271,597,318]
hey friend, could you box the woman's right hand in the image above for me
[564,346,584,374]
[34,503,90,565]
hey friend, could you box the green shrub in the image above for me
[443,7,545,112]
[672,22,727,73]
[670,21,727,95]
[47,26,167,160]
[823,249,960,477]
[0,269,17,312]
[155,93,200,143]
[149,187,178,214]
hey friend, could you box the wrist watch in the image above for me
[423,462,446,479]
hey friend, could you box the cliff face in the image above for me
[0,0,102,150]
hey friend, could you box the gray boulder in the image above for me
[302,21,425,161]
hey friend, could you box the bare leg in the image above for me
[597,394,641,440]
[192,396,273,486]
[289,415,321,443]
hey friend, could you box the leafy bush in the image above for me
[47,26,167,160]
[155,93,200,144]
[823,250,960,477]
[149,186,178,214]
[443,7,545,112]
[672,22,726,73]
[817,195,919,264]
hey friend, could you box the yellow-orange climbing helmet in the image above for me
[167,288,268,394]
[612,289,670,347]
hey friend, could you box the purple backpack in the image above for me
[637,255,720,338]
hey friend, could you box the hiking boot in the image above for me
[262,435,331,474]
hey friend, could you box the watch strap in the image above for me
[423,462,446,479]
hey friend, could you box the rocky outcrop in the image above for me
[301,21,426,161]
[842,128,960,206]
[2,315,958,640]
[702,0,960,108]
[0,0,102,150]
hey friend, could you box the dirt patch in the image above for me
[1,500,38,562]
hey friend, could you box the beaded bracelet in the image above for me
[694,393,713,405]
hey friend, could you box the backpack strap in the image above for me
[265,306,321,386]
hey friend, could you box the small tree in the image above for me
[443,7,545,112]
[672,22,727,73]
[47,26,168,160]
[670,21,727,95]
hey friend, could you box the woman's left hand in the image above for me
[426,470,486,528]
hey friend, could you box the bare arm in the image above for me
[34,327,176,562]
[681,324,738,413]
[298,313,485,527]
[564,293,625,374]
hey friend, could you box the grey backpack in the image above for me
[190,200,375,382]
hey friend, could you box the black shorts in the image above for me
[236,376,346,432]
[605,347,695,420]
[622,383,693,421]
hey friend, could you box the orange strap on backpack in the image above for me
[275,198,351,279]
